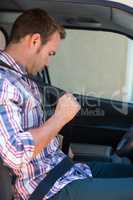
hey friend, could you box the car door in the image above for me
[39,0,133,154]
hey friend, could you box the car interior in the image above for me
[0,0,133,199]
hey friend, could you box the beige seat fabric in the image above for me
[0,29,6,50]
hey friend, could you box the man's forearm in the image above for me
[29,93,81,158]
[29,113,65,157]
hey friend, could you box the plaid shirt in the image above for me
[0,50,92,200]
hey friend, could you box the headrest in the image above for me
[0,29,7,50]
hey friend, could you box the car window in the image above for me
[49,29,133,103]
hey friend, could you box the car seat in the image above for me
[0,28,13,200]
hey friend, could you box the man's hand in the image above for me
[54,93,81,125]
[30,93,81,157]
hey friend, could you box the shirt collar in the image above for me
[0,50,28,76]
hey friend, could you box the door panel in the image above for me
[43,85,133,153]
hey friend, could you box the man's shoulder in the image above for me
[0,67,21,94]
[0,65,20,85]
[0,74,23,105]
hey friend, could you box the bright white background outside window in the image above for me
[49,30,133,103]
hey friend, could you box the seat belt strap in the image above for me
[29,156,74,200]
[0,60,45,88]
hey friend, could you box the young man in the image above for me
[0,8,133,200]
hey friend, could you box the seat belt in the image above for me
[0,59,47,116]
[0,60,45,88]
[28,156,74,200]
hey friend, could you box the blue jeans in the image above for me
[50,161,133,200]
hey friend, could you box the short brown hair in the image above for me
[9,8,66,44]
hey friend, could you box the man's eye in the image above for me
[49,51,56,56]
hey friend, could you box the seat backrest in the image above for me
[0,28,13,200]
[0,28,6,50]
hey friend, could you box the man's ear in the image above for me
[29,33,42,51]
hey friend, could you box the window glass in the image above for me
[49,29,133,103]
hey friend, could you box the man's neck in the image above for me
[6,43,27,64]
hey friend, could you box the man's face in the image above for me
[30,31,61,75]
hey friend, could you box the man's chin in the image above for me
[43,65,48,69]
[31,65,47,76]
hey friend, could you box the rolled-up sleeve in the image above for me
[0,78,35,170]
